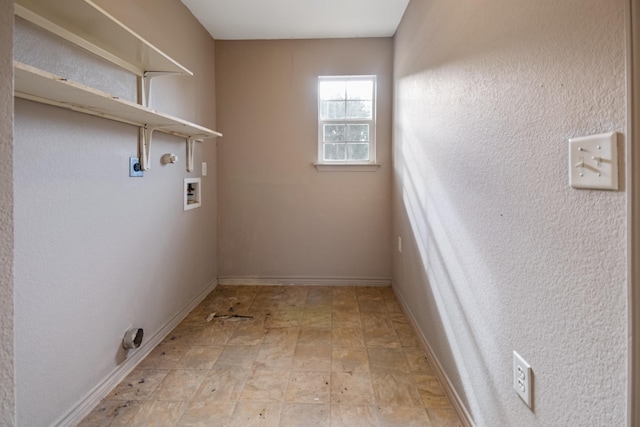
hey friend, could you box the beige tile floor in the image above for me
[80,285,463,427]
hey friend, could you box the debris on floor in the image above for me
[206,311,254,323]
[112,401,133,417]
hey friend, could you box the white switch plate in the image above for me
[513,351,533,408]
[568,132,618,190]
[202,162,208,177]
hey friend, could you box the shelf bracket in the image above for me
[139,125,158,171]
[139,71,181,107]
[186,136,201,173]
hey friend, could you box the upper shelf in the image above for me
[14,61,221,140]
[14,0,192,77]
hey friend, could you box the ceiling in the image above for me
[181,0,411,40]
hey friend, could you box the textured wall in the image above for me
[13,1,218,425]
[631,2,640,423]
[0,0,15,425]
[392,0,627,425]
[216,38,393,283]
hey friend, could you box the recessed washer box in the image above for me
[184,178,201,210]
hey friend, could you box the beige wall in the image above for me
[393,0,627,425]
[92,0,216,129]
[631,1,640,422]
[0,0,15,425]
[13,1,218,425]
[216,38,393,284]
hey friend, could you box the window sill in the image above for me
[313,163,382,172]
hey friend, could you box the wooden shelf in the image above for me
[15,61,220,139]
[15,61,222,171]
[12,0,220,172]
[15,0,192,77]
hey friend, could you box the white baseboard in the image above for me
[218,276,391,287]
[53,280,218,427]
[392,285,475,427]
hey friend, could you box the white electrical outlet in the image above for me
[513,351,533,408]
[202,162,208,176]
[398,236,402,253]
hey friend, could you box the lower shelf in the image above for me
[14,61,222,170]
[14,61,222,139]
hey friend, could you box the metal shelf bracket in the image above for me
[140,71,181,107]
[139,124,159,171]
[186,136,201,173]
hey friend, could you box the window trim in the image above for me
[312,162,382,172]
[316,75,378,167]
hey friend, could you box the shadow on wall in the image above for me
[394,123,512,425]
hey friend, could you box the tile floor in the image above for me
[80,285,463,426]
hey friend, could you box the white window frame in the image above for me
[315,75,379,170]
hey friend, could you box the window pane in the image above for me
[347,143,370,161]
[346,124,369,142]
[346,80,373,100]
[321,100,346,120]
[324,143,346,160]
[346,100,372,119]
[319,80,346,100]
[324,124,346,142]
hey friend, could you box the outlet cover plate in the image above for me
[130,157,143,177]
[568,132,617,190]
[513,351,532,408]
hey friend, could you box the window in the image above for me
[317,75,377,165]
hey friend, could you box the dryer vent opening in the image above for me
[122,328,144,350]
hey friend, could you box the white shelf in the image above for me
[15,61,222,170]
[15,61,220,138]
[15,0,192,77]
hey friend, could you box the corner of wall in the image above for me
[627,0,640,424]
[392,284,475,427]
[0,0,15,424]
